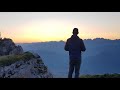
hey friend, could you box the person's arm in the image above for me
[81,40,86,52]
[64,39,69,51]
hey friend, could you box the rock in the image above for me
[0,38,24,56]
[0,56,53,78]
[9,45,24,55]
[0,38,53,78]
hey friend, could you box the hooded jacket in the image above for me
[64,35,86,60]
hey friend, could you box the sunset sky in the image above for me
[0,12,120,43]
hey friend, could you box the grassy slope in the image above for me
[80,73,120,78]
[0,52,35,67]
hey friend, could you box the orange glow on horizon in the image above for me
[2,30,120,43]
[1,19,120,43]
[9,32,120,43]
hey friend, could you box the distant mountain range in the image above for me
[17,38,120,77]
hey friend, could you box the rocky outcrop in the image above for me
[9,45,23,55]
[0,52,53,78]
[0,38,24,56]
[0,38,53,78]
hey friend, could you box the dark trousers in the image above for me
[68,60,81,78]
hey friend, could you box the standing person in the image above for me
[64,28,86,78]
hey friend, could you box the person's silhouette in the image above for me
[64,28,86,78]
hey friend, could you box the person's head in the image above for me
[72,28,79,35]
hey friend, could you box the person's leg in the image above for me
[74,60,81,78]
[68,60,75,78]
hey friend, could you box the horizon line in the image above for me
[14,37,120,43]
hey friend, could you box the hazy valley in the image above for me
[18,38,120,77]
